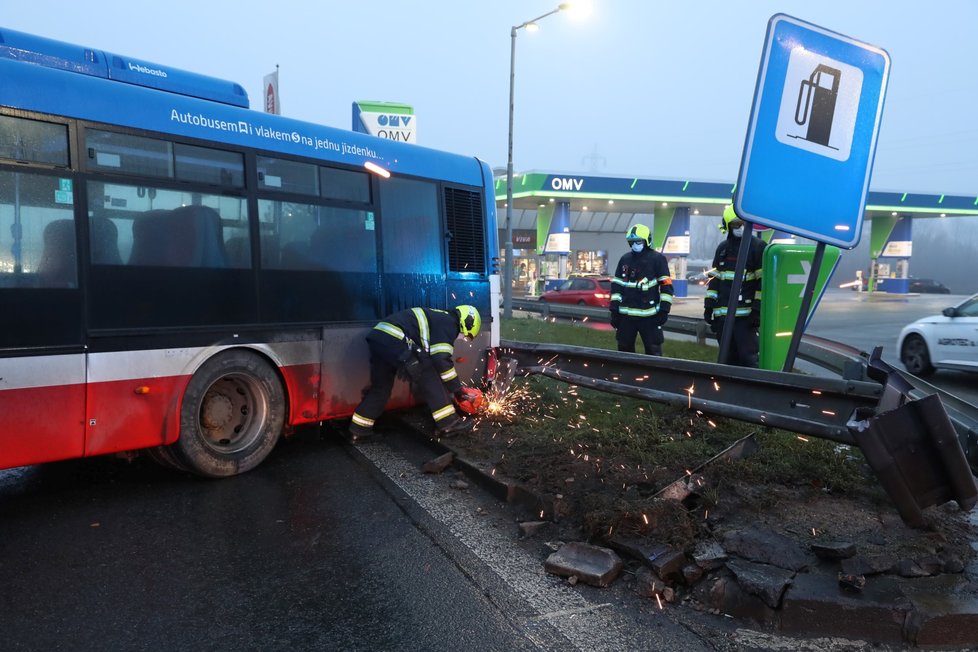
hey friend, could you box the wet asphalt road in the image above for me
[0,430,546,651]
[0,427,715,651]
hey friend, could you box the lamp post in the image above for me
[504,3,571,319]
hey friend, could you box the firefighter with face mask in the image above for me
[704,206,767,367]
[348,305,483,443]
[609,224,674,355]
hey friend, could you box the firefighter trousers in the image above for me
[713,318,759,368]
[616,314,664,356]
[352,332,458,430]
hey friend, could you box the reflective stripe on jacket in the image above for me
[610,248,674,317]
[372,307,462,392]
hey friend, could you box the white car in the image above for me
[898,293,978,376]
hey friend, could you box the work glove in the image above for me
[703,309,713,325]
[749,312,761,328]
[454,387,485,415]
[609,309,620,329]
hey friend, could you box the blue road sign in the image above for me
[734,14,890,249]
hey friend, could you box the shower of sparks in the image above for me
[482,383,535,422]
[796,435,809,442]
[655,594,663,610]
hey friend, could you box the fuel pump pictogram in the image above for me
[793,64,841,148]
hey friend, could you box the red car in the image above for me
[539,276,612,307]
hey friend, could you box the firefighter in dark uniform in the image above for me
[348,305,482,442]
[704,205,766,367]
[609,224,674,355]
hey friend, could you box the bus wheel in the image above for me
[173,350,285,477]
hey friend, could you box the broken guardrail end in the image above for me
[848,393,978,528]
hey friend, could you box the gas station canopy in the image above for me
[495,171,978,234]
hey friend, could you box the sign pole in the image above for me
[781,241,826,372]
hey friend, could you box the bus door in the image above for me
[0,165,86,468]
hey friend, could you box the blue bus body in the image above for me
[0,27,499,476]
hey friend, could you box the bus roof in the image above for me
[0,27,249,108]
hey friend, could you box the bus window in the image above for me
[379,177,441,274]
[320,166,370,203]
[86,130,173,178]
[174,143,244,188]
[0,171,76,288]
[259,198,376,273]
[0,115,69,166]
[88,182,249,268]
[257,156,318,196]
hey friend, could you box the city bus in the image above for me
[0,27,500,477]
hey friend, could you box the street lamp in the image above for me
[504,2,572,319]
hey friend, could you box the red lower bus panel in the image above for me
[85,375,191,457]
[0,384,86,468]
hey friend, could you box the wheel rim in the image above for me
[903,337,929,374]
[197,372,269,454]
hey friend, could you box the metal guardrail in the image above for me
[508,297,978,471]
[498,340,881,444]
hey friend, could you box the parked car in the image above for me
[897,293,978,376]
[908,278,951,294]
[539,276,612,307]
[685,269,712,286]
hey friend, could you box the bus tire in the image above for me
[173,350,285,477]
[145,445,192,473]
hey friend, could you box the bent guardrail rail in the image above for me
[513,297,978,469]
[499,301,978,525]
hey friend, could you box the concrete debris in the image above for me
[634,567,666,599]
[544,542,623,588]
[726,559,795,609]
[810,540,857,560]
[692,540,727,570]
[450,479,470,490]
[837,572,866,592]
[841,553,897,577]
[721,527,815,572]
[609,537,685,582]
[421,452,454,474]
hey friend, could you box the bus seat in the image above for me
[37,219,77,287]
[170,205,228,267]
[129,209,183,266]
[279,240,313,270]
[89,216,123,265]
[129,206,228,268]
[224,236,250,267]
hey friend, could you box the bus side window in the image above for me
[0,171,76,288]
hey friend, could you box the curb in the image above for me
[390,414,978,648]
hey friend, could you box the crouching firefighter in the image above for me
[348,305,484,443]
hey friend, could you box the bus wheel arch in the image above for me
[171,349,285,477]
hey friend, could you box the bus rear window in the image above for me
[0,115,68,167]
